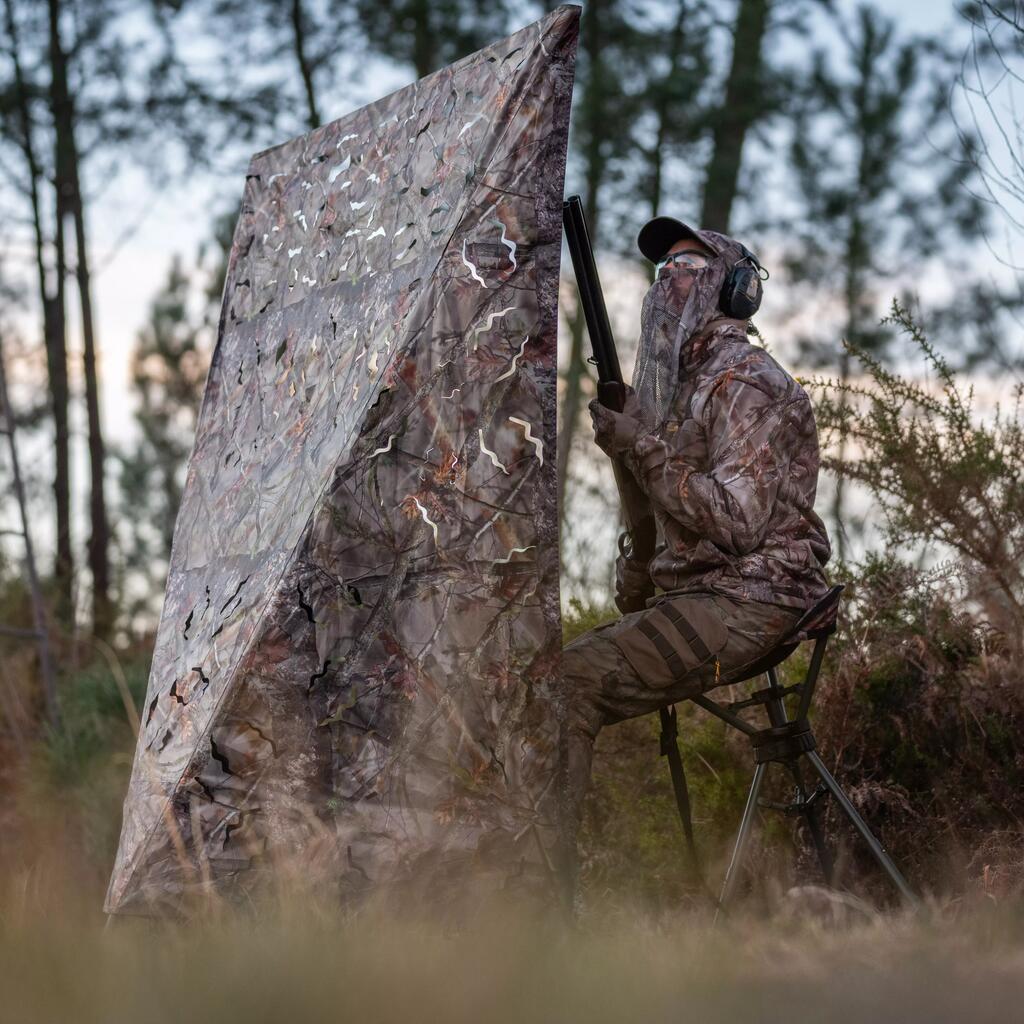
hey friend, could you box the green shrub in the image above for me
[17,648,150,882]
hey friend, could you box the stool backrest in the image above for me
[787,584,845,643]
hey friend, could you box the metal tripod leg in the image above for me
[806,750,919,908]
[716,762,767,920]
[788,759,834,885]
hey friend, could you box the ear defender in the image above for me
[720,247,768,319]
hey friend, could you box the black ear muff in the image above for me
[720,248,767,319]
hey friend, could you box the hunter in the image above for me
[564,215,832,840]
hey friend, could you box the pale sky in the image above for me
[83,0,967,441]
[4,0,1018,604]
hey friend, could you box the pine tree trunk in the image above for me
[50,0,111,634]
[411,0,436,79]
[290,0,321,130]
[73,197,111,635]
[6,0,73,621]
[645,2,689,222]
[833,209,866,565]
[45,251,73,624]
[557,2,607,529]
[44,0,76,622]
[0,334,59,728]
[556,308,587,522]
[831,345,850,564]
[699,0,770,232]
[557,187,602,533]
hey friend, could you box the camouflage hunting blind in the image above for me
[106,6,580,916]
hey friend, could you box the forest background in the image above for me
[2,1,1024,1016]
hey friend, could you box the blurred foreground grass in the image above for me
[4,590,1024,1022]
[5,886,1024,1023]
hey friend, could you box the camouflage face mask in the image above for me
[631,230,753,427]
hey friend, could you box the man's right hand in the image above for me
[588,386,646,458]
[615,548,652,614]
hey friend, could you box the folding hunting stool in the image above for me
[659,583,920,913]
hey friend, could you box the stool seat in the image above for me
[731,584,845,685]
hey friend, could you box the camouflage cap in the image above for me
[637,216,722,262]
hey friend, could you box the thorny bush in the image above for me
[803,555,1024,904]
[808,300,1024,643]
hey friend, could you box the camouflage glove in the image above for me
[615,546,652,614]
[588,386,647,457]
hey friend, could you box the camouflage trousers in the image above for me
[562,591,802,838]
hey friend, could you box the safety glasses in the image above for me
[655,249,710,275]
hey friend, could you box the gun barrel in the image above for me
[562,195,623,389]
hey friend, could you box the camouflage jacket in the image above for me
[627,320,831,610]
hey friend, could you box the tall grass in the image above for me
[2,552,1024,1022]
[4,878,1024,1023]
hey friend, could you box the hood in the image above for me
[632,229,753,427]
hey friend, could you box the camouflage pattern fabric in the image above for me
[629,318,832,610]
[564,592,801,838]
[633,229,755,429]
[106,6,579,917]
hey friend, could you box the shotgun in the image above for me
[563,198,707,883]
[562,195,657,613]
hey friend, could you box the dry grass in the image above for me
[4,801,1024,1024]
[5,885,1024,1024]
[4,592,1024,1024]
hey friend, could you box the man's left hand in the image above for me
[588,386,646,457]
